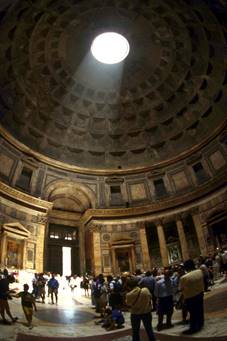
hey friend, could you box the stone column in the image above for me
[22,239,27,269]
[0,232,7,267]
[192,213,208,256]
[139,225,151,270]
[176,218,189,261]
[156,222,169,267]
[93,230,102,275]
[111,247,117,274]
[36,224,46,273]
[79,224,86,274]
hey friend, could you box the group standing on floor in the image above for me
[0,248,227,337]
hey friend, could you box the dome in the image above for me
[0,0,226,171]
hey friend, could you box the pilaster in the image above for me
[139,225,151,270]
[156,222,169,267]
[176,218,189,261]
[192,213,208,256]
[93,230,102,275]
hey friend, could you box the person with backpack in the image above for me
[126,277,156,341]
[93,275,108,317]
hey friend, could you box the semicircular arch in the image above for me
[43,179,97,212]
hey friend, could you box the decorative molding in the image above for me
[82,170,227,225]
[0,181,53,211]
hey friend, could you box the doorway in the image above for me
[62,247,71,277]
[111,243,136,274]
[116,249,130,272]
[46,224,80,275]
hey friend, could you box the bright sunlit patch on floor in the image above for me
[91,32,130,64]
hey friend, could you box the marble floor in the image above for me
[1,277,227,341]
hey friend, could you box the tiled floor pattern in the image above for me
[0,278,227,341]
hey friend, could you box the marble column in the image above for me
[93,230,102,275]
[156,222,169,267]
[0,232,7,267]
[22,239,27,269]
[130,246,136,273]
[79,224,86,274]
[176,218,189,261]
[111,247,117,274]
[139,225,151,270]
[36,224,46,273]
[192,213,208,256]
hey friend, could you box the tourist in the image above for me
[47,273,59,304]
[69,275,77,293]
[37,273,46,303]
[222,249,227,280]
[82,275,90,296]
[126,277,156,341]
[180,259,204,334]
[93,275,108,317]
[15,284,37,329]
[200,264,210,292]
[0,271,18,324]
[172,264,189,324]
[154,269,175,331]
[32,273,39,299]
[139,270,156,311]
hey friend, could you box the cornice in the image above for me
[0,181,53,211]
[0,119,226,176]
[49,209,81,221]
[81,170,227,225]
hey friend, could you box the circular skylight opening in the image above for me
[91,32,130,64]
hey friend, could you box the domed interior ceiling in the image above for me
[0,0,226,170]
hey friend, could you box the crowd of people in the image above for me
[0,248,227,337]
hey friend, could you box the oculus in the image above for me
[91,32,130,64]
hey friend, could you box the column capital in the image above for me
[154,219,163,227]
[173,211,188,221]
[189,207,200,216]
[87,223,102,233]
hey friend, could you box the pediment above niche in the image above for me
[111,237,134,246]
[2,222,30,239]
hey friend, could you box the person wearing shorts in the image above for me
[16,284,37,329]
[0,273,18,324]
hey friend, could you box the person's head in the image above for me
[164,268,172,278]
[184,259,196,272]
[51,273,55,278]
[23,284,29,292]
[3,268,8,277]
[126,277,139,290]
[177,264,185,276]
[145,271,152,277]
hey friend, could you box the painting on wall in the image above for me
[7,240,20,268]
[168,243,181,263]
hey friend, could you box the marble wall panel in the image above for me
[172,170,190,191]
[130,183,147,201]
[209,150,226,170]
[0,153,14,177]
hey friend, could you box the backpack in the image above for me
[113,280,122,292]
[93,283,102,298]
